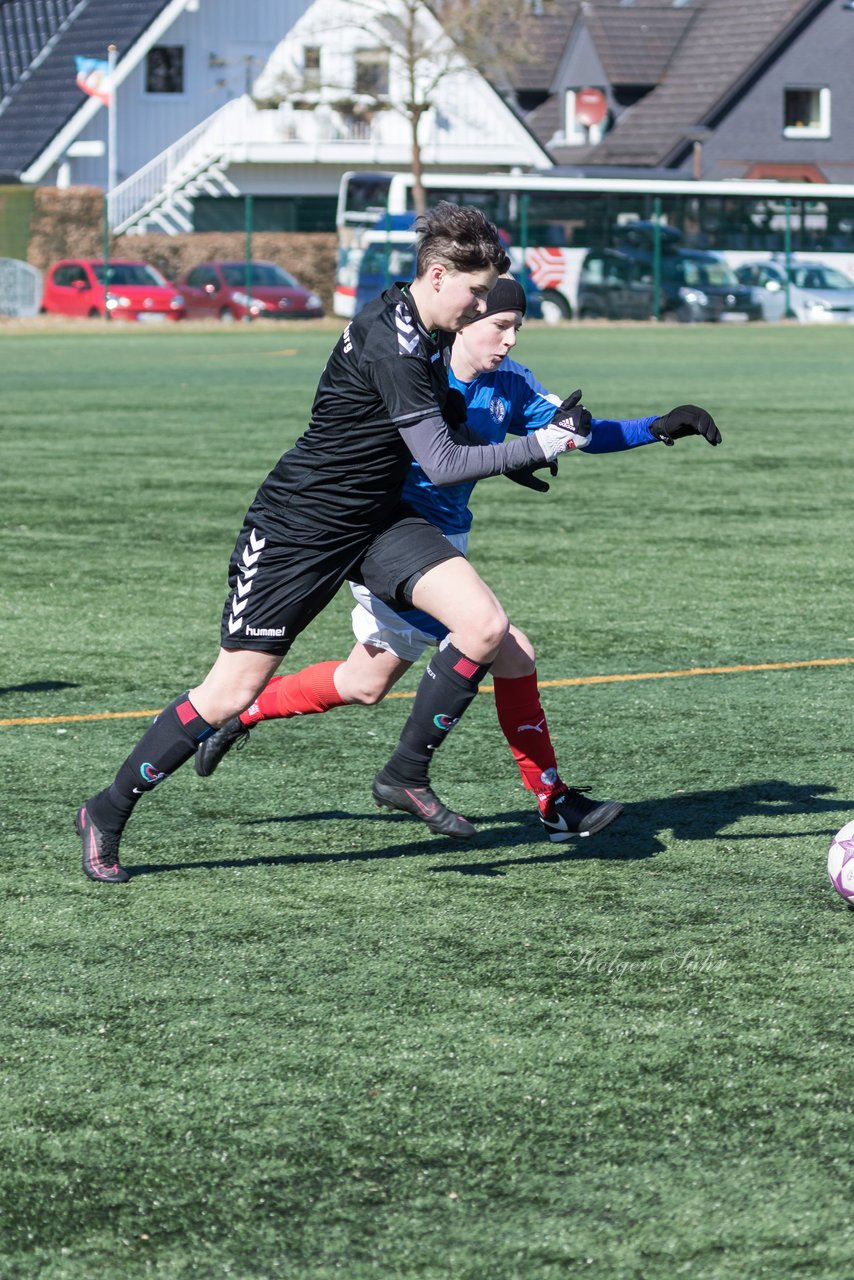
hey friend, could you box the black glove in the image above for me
[550,389,589,432]
[443,388,468,429]
[505,459,559,494]
[650,405,721,446]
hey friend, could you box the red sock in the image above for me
[493,672,568,812]
[240,661,345,725]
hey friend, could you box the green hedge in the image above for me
[22,188,337,310]
[0,185,36,260]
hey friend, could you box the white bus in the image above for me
[334,169,854,321]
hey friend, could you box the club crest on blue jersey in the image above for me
[490,397,507,424]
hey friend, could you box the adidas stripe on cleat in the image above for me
[371,775,475,839]
[539,787,624,842]
[76,805,130,883]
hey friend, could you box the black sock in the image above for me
[379,643,491,787]
[87,694,214,834]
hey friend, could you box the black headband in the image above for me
[478,276,527,320]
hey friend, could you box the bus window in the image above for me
[338,172,394,224]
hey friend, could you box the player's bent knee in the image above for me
[508,624,536,664]
[492,625,536,678]
[190,651,281,727]
[483,605,510,651]
[456,605,509,661]
[204,685,266,726]
[344,682,388,707]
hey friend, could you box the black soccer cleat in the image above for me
[194,715,251,777]
[371,774,476,839]
[539,787,624,843]
[76,804,130,883]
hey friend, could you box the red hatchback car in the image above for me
[179,260,324,322]
[41,259,186,321]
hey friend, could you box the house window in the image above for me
[355,48,389,97]
[146,46,184,94]
[784,87,830,138]
[303,45,321,89]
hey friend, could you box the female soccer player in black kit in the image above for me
[76,202,596,881]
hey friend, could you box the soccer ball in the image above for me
[827,819,854,904]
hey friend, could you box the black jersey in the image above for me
[254,284,454,539]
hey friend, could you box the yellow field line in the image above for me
[2,656,852,728]
[0,708,167,727]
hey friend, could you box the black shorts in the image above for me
[219,503,463,655]
[351,512,464,611]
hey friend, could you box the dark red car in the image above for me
[179,260,324,322]
[40,258,185,321]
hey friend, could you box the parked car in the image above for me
[40,259,185,321]
[578,244,761,323]
[734,257,854,323]
[179,261,324,322]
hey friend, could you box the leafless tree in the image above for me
[255,0,541,215]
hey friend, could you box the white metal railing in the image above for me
[108,91,540,233]
[108,97,249,231]
[108,95,386,230]
[274,103,374,143]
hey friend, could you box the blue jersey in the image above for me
[402,357,659,535]
[384,357,661,641]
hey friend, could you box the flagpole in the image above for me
[103,44,117,291]
[107,44,117,194]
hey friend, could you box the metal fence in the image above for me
[0,258,43,317]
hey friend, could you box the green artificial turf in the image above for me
[1,321,852,1279]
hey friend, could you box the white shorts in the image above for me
[349,531,468,662]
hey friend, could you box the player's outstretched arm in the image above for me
[649,405,721,447]
[399,392,588,487]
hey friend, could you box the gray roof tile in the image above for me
[584,0,825,166]
[508,1,580,92]
[0,0,170,179]
[582,4,695,86]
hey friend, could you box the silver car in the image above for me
[735,258,854,323]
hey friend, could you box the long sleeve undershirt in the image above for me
[399,413,545,487]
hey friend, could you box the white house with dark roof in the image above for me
[0,0,551,235]
[2,0,853,240]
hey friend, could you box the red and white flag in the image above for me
[75,56,111,105]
